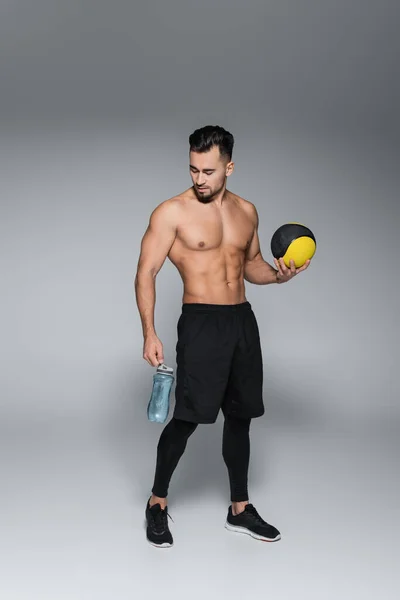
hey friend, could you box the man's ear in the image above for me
[226,161,234,176]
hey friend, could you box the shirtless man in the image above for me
[135,125,311,548]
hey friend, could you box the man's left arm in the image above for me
[243,206,310,285]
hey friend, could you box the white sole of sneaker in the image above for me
[147,539,173,548]
[225,521,281,542]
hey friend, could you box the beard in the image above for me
[193,185,216,204]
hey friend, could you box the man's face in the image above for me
[189,145,233,203]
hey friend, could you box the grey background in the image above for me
[1,1,399,599]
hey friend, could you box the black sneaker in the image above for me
[225,503,281,542]
[145,498,174,548]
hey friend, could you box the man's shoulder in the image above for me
[153,189,193,213]
[230,192,258,222]
[148,191,193,231]
[150,193,187,219]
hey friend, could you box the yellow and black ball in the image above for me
[271,222,316,268]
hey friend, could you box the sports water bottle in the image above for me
[147,363,174,423]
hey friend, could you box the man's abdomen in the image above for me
[182,279,246,305]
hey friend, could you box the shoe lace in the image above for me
[245,505,266,526]
[153,506,174,534]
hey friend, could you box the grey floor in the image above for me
[1,409,399,600]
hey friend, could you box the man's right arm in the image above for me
[134,201,178,365]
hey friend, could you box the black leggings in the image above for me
[151,415,251,502]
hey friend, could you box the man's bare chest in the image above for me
[176,209,254,252]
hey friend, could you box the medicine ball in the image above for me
[271,222,316,268]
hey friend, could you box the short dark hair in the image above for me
[189,125,234,161]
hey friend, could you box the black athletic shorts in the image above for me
[173,301,265,424]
